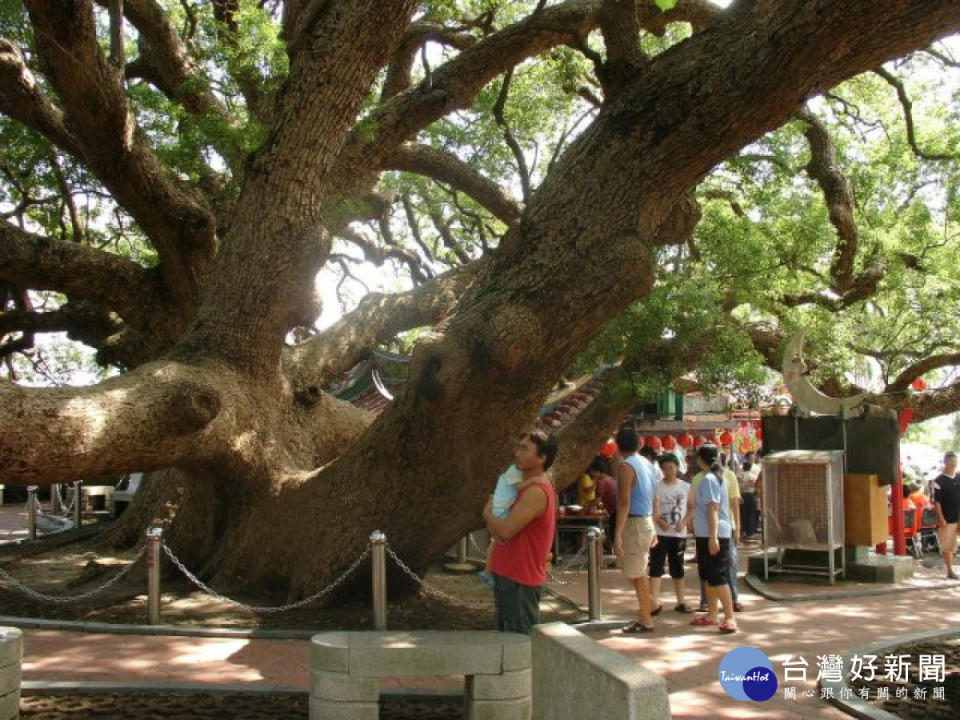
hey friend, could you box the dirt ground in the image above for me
[0,521,584,630]
[849,638,959,719]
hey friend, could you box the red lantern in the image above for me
[693,436,707,449]
[911,377,927,391]
[719,430,734,446]
[661,435,677,450]
[601,440,616,457]
[646,436,661,451]
[678,432,694,448]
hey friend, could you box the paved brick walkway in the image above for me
[20,629,462,694]
[550,562,960,718]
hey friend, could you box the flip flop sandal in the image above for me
[623,621,655,634]
[690,616,717,627]
[674,603,694,613]
[651,605,663,616]
[718,621,738,634]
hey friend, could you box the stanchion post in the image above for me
[370,530,387,630]
[73,480,83,530]
[51,483,62,513]
[146,527,163,625]
[27,486,38,540]
[457,536,468,565]
[587,527,603,621]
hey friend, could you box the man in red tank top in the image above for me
[482,430,558,634]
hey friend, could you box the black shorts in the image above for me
[695,536,730,587]
[492,573,542,635]
[649,536,686,579]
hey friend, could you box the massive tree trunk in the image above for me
[2,0,960,601]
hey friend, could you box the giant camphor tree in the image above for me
[2,0,960,600]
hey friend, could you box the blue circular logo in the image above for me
[719,647,778,702]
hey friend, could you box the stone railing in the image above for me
[532,623,670,720]
[311,630,531,720]
[0,627,21,720]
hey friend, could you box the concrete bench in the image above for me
[0,627,22,720]
[531,623,670,720]
[311,631,531,720]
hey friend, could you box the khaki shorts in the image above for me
[938,522,958,554]
[620,515,655,579]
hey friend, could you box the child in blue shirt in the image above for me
[477,465,524,587]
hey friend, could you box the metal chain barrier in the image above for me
[161,542,370,613]
[56,485,69,514]
[546,542,590,585]
[385,545,490,611]
[467,532,487,557]
[0,546,145,603]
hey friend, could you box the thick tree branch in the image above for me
[0,220,154,325]
[0,301,138,367]
[782,260,885,310]
[798,107,859,292]
[873,65,959,162]
[0,38,81,156]
[428,211,471,266]
[287,260,486,389]
[107,0,125,68]
[179,0,418,373]
[492,70,532,202]
[382,21,478,100]
[0,308,74,336]
[899,382,960,423]
[24,0,217,311]
[0,361,221,483]
[382,144,522,225]
[332,1,605,182]
[598,0,644,91]
[886,353,960,393]
[109,0,231,122]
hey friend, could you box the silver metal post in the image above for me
[370,530,387,630]
[146,527,163,625]
[587,527,603,620]
[27,486,38,540]
[51,483,63,513]
[457,536,468,565]
[73,480,83,530]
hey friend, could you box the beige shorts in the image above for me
[620,515,655,579]
[938,522,958,553]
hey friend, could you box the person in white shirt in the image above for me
[648,453,693,613]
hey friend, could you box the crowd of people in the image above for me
[478,429,960,637]
[604,428,748,635]
[478,427,761,636]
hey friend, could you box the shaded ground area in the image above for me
[849,638,959,719]
[21,693,461,719]
[0,515,583,629]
